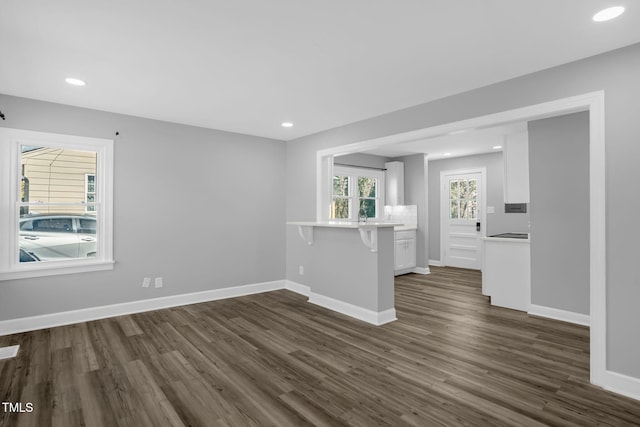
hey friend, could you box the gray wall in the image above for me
[529,112,590,315]
[427,152,530,261]
[396,154,428,268]
[285,43,640,378]
[303,227,394,312]
[0,94,286,320]
[334,152,390,169]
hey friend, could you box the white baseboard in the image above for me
[308,292,397,326]
[528,304,590,326]
[0,345,19,360]
[601,370,640,401]
[428,259,443,267]
[0,278,397,335]
[412,267,430,275]
[284,280,310,296]
[0,280,285,336]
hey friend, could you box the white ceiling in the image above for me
[360,122,528,160]
[1,1,638,141]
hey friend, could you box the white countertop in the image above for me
[288,221,403,229]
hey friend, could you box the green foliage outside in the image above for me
[331,175,378,219]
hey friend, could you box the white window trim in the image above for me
[332,165,385,221]
[0,127,114,281]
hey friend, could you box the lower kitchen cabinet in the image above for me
[394,230,416,275]
[481,237,530,311]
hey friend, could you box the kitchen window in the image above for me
[0,127,114,280]
[331,165,384,220]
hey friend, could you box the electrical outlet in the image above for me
[155,277,163,288]
[298,265,304,275]
[142,277,151,288]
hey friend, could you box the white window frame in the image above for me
[0,127,114,280]
[331,165,385,221]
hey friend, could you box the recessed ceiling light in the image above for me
[493,145,503,149]
[281,122,293,128]
[65,77,87,86]
[593,6,625,22]
[444,152,451,156]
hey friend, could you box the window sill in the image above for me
[0,260,115,281]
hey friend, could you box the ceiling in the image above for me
[1,1,638,141]
[359,122,528,160]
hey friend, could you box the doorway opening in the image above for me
[315,91,606,388]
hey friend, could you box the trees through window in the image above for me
[331,165,384,221]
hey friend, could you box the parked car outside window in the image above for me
[19,214,97,262]
[19,248,40,262]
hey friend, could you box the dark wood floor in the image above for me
[1,267,639,426]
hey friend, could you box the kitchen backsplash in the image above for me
[384,205,418,227]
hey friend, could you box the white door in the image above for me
[441,171,484,269]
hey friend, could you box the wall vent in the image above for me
[505,203,527,213]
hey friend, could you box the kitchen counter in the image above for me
[287,221,397,325]
[482,236,530,311]
[288,221,402,229]
[289,221,405,253]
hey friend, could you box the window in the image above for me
[332,175,351,219]
[330,165,384,221]
[0,127,114,280]
[449,178,478,219]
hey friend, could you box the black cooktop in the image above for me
[490,233,529,239]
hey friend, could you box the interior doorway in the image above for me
[440,169,485,269]
[315,91,606,388]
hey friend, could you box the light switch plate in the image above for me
[155,277,163,288]
[142,277,151,288]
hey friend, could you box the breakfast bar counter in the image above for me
[287,221,401,325]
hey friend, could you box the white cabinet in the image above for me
[394,229,416,275]
[385,161,404,206]
[503,131,530,203]
[482,237,530,311]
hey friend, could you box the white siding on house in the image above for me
[22,147,96,214]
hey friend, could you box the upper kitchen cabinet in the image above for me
[503,131,530,203]
[385,161,404,205]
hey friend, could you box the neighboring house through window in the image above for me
[0,128,114,280]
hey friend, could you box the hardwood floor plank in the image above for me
[2,266,640,426]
